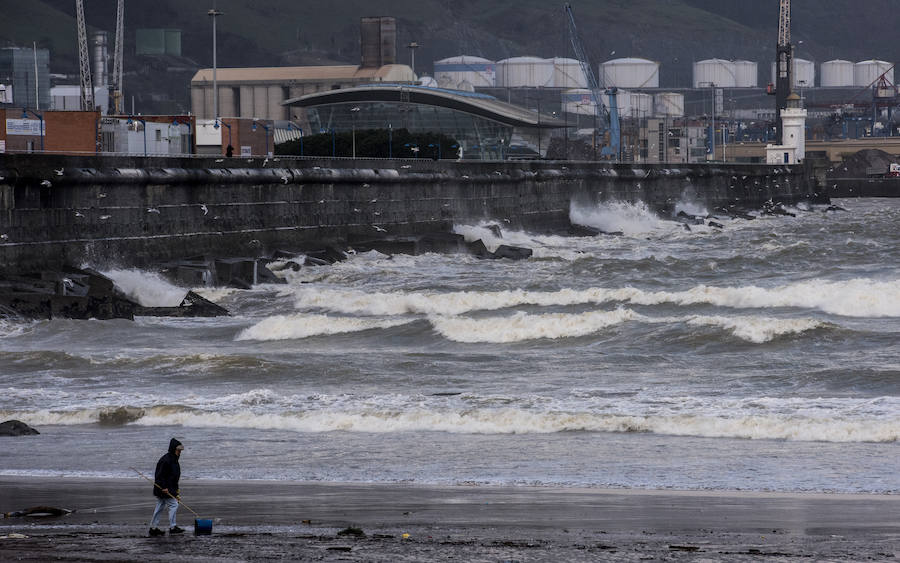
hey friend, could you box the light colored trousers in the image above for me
[150,497,178,528]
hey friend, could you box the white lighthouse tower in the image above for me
[767,92,807,164]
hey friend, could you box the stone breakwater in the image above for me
[0,154,825,273]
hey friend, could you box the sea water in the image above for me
[1,198,898,493]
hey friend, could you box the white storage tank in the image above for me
[770,58,816,88]
[854,59,893,87]
[599,58,659,88]
[496,56,554,87]
[733,60,758,87]
[603,89,631,116]
[693,59,736,88]
[550,57,588,88]
[620,91,653,118]
[562,88,599,115]
[433,55,496,88]
[820,59,854,87]
[654,92,685,117]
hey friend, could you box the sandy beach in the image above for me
[1,477,898,561]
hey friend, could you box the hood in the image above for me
[168,438,183,455]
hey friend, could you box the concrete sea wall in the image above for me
[0,154,823,273]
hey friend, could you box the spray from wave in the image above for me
[569,200,669,236]
[102,268,186,307]
[452,222,589,260]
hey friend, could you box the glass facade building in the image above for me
[288,85,565,159]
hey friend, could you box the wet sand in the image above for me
[1,477,898,561]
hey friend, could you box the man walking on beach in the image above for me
[148,438,185,536]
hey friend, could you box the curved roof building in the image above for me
[284,84,567,159]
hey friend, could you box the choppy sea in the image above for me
[1,197,898,493]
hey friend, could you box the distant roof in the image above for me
[496,56,548,64]
[284,84,568,128]
[191,64,414,84]
[435,55,494,64]
[603,57,658,65]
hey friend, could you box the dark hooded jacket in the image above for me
[153,438,182,498]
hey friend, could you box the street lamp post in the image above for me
[407,42,419,78]
[21,108,44,151]
[214,119,232,151]
[252,120,271,156]
[208,6,223,120]
[388,124,392,159]
[350,106,360,158]
[171,117,192,155]
[127,116,147,156]
[427,142,441,160]
[287,122,303,156]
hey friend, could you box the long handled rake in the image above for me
[131,467,213,535]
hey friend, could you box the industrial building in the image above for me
[190,16,415,121]
[284,84,566,159]
[0,47,50,110]
[190,65,416,121]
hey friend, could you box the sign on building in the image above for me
[6,119,45,136]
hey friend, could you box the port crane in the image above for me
[76,0,94,111]
[111,0,125,114]
[564,3,619,160]
[774,0,792,144]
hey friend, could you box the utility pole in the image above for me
[33,42,39,109]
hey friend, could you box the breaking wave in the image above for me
[4,396,897,443]
[430,309,638,343]
[286,278,900,318]
[683,315,826,344]
[235,314,415,341]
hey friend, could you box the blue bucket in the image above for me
[194,518,213,535]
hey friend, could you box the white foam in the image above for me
[235,314,414,341]
[657,279,900,317]
[684,315,825,343]
[290,286,613,316]
[6,393,898,443]
[428,310,824,344]
[452,222,590,260]
[102,268,186,307]
[123,405,900,443]
[673,200,709,217]
[430,309,638,343]
[286,278,900,318]
[0,318,33,338]
[191,287,238,302]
